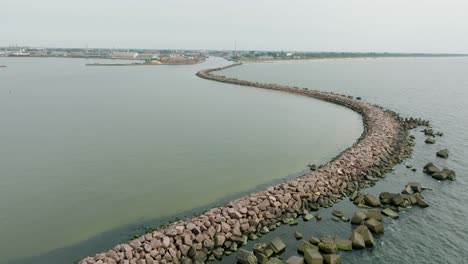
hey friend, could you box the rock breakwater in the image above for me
[79,63,415,264]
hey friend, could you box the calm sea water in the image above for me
[222,57,468,264]
[0,57,362,263]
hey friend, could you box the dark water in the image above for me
[221,57,468,263]
[0,57,362,263]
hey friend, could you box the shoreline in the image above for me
[85,58,206,67]
[238,55,468,64]
[79,62,419,264]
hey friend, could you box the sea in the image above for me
[0,57,361,264]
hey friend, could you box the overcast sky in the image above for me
[2,0,468,53]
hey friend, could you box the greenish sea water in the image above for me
[0,57,362,263]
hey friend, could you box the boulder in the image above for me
[308,164,317,171]
[295,232,303,240]
[354,225,375,247]
[323,254,341,264]
[364,194,381,207]
[255,253,268,264]
[318,242,337,254]
[335,238,352,251]
[382,208,399,219]
[406,182,422,193]
[304,213,314,221]
[379,192,392,204]
[424,129,434,136]
[425,137,435,144]
[289,219,299,226]
[331,210,343,218]
[212,248,224,259]
[193,251,207,263]
[364,218,384,234]
[298,240,319,254]
[391,194,405,206]
[414,193,429,208]
[270,237,286,254]
[436,149,449,158]
[351,231,365,249]
[237,249,258,264]
[304,249,323,264]
[432,168,456,181]
[319,236,335,245]
[353,194,365,205]
[309,236,320,245]
[249,234,259,241]
[424,163,440,175]
[365,210,383,221]
[351,211,367,225]
[253,243,267,254]
[286,256,304,264]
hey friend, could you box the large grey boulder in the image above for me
[237,249,258,264]
[322,254,341,264]
[318,242,337,254]
[335,238,352,251]
[365,210,383,221]
[379,192,393,204]
[304,249,323,264]
[425,137,435,144]
[365,218,384,234]
[269,237,286,254]
[355,225,375,247]
[423,163,440,175]
[351,231,365,249]
[424,129,434,136]
[391,194,405,206]
[382,208,399,219]
[298,240,318,254]
[436,149,449,158]
[364,194,381,207]
[432,168,456,181]
[414,193,430,208]
[331,210,343,218]
[351,211,367,225]
[406,182,422,193]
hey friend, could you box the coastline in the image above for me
[85,58,206,67]
[79,62,418,264]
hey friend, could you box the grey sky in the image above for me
[2,0,468,53]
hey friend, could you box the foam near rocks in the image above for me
[79,62,411,264]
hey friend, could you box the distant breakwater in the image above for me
[79,62,416,264]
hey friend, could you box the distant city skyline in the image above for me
[2,0,468,53]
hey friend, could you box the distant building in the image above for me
[111,52,139,59]
[136,53,154,60]
[257,55,274,60]
[49,51,67,57]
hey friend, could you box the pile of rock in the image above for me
[350,182,430,213]
[237,236,344,264]
[423,163,456,181]
[404,117,430,129]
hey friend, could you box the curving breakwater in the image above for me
[80,62,414,264]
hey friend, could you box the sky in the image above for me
[1,0,468,53]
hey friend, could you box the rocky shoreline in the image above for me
[79,62,420,264]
